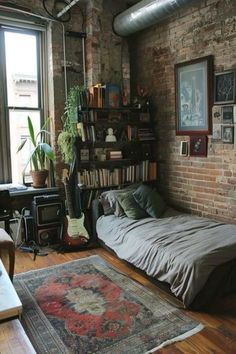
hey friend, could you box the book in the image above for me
[104,84,121,108]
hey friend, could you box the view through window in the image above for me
[0,26,43,184]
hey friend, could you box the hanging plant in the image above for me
[58,85,85,173]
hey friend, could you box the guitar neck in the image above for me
[64,178,76,218]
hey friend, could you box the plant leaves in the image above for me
[16,139,27,152]
[39,143,55,161]
[27,116,36,146]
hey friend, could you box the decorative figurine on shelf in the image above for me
[132,85,150,112]
[105,127,117,142]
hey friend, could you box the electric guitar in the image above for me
[62,169,89,247]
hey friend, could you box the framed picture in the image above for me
[222,105,233,124]
[212,105,222,123]
[190,136,208,157]
[214,70,235,104]
[222,126,234,144]
[175,56,213,135]
[212,124,222,142]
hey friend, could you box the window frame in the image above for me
[0,21,47,184]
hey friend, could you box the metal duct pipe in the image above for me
[113,0,195,37]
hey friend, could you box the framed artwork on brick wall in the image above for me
[222,126,234,144]
[175,56,213,135]
[189,136,208,157]
[214,70,235,105]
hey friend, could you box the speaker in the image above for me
[36,225,63,246]
[31,194,64,246]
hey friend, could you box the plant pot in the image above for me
[31,170,48,188]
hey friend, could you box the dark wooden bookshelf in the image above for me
[74,106,157,239]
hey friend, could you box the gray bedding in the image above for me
[96,213,236,307]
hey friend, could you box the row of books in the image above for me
[138,128,155,141]
[77,110,149,123]
[75,84,121,109]
[77,161,157,187]
[77,122,155,143]
[127,125,155,141]
[88,83,121,108]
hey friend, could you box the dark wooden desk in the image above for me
[10,187,60,211]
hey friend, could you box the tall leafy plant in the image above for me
[58,85,85,175]
[17,116,54,172]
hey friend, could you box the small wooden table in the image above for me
[0,259,22,321]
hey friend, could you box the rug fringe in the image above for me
[144,323,204,353]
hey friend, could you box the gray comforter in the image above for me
[96,213,236,307]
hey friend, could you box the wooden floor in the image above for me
[1,247,236,353]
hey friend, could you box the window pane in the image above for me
[9,110,40,184]
[4,31,39,108]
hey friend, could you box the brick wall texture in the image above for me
[129,0,236,223]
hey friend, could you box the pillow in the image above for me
[133,184,167,218]
[99,184,139,216]
[116,191,148,219]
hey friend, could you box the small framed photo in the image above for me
[223,105,233,123]
[212,124,222,142]
[214,70,236,104]
[222,126,234,144]
[212,105,222,123]
[190,136,208,157]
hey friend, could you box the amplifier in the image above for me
[31,194,64,246]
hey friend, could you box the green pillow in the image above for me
[116,191,148,219]
[133,184,167,218]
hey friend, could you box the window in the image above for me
[0,23,46,184]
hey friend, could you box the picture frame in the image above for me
[189,136,208,157]
[222,105,233,124]
[214,70,236,105]
[212,105,222,124]
[212,124,222,142]
[222,126,234,144]
[175,56,213,135]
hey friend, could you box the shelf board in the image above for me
[78,158,132,167]
[79,106,140,112]
[75,140,155,148]
[78,180,157,191]
[80,121,150,127]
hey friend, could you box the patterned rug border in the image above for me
[14,255,204,353]
[145,323,204,353]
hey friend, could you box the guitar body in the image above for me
[63,213,89,247]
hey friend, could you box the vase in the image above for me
[31,170,48,188]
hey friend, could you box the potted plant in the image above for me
[17,116,55,188]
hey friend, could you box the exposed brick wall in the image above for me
[129,0,236,223]
[85,0,130,89]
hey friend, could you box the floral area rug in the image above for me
[14,255,203,354]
